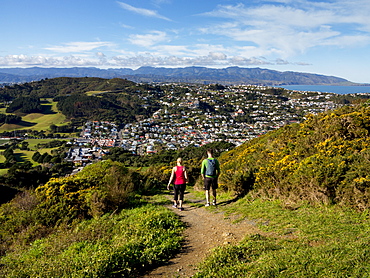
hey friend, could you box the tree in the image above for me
[32,152,41,163]
[20,141,29,150]
[6,96,42,114]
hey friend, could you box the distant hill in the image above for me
[0,77,160,127]
[0,66,351,85]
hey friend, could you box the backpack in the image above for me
[205,159,217,176]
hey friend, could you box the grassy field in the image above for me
[4,149,54,167]
[25,139,59,150]
[0,169,8,175]
[0,100,67,132]
[0,155,6,163]
[13,151,36,164]
[0,204,185,277]
[0,139,64,173]
[193,196,370,278]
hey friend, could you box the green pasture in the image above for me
[13,151,36,164]
[0,168,8,175]
[0,100,67,132]
[0,139,60,172]
[25,139,57,150]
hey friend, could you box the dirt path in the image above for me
[143,193,262,278]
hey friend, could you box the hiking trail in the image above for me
[143,191,262,278]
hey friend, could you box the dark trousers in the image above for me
[204,177,218,190]
[174,184,186,201]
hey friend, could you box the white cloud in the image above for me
[152,0,171,4]
[110,51,275,68]
[45,42,114,53]
[200,1,370,58]
[0,50,289,68]
[152,45,190,56]
[0,54,105,67]
[119,23,134,29]
[128,31,170,47]
[117,2,171,21]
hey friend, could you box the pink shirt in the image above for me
[174,166,186,185]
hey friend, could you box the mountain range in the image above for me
[0,66,352,85]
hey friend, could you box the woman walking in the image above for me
[167,158,188,211]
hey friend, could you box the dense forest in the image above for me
[0,114,21,125]
[6,96,42,114]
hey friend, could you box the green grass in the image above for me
[0,139,10,146]
[25,139,57,150]
[0,168,8,175]
[194,197,370,278]
[13,151,34,163]
[0,101,67,132]
[0,155,6,163]
[0,139,66,174]
[0,204,184,278]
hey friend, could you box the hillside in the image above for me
[0,77,160,128]
[0,100,66,132]
[2,104,370,277]
[0,66,351,85]
[0,77,140,99]
[218,103,370,210]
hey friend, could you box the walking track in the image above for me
[143,192,262,278]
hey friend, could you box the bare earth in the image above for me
[143,193,262,278]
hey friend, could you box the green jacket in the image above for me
[201,157,220,178]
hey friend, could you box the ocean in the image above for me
[280,85,370,95]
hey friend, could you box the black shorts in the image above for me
[204,177,218,190]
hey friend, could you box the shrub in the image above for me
[35,160,140,221]
[219,104,370,210]
[0,204,184,278]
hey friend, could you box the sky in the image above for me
[1,0,370,83]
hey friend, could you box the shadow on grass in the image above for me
[41,104,57,115]
[216,196,241,207]
[13,153,28,163]
[16,120,37,128]
[136,187,173,206]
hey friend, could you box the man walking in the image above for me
[201,148,220,206]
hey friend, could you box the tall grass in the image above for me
[194,197,370,278]
[0,204,184,278]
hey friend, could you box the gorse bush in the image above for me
[36,160,139,221]
[0,159,186,277]
[0,160,146,259]
[1,204,184,278]
[220,104,370,210]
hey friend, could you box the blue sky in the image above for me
[1,0,370,83]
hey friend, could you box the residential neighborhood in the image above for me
[67,84,345,164]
